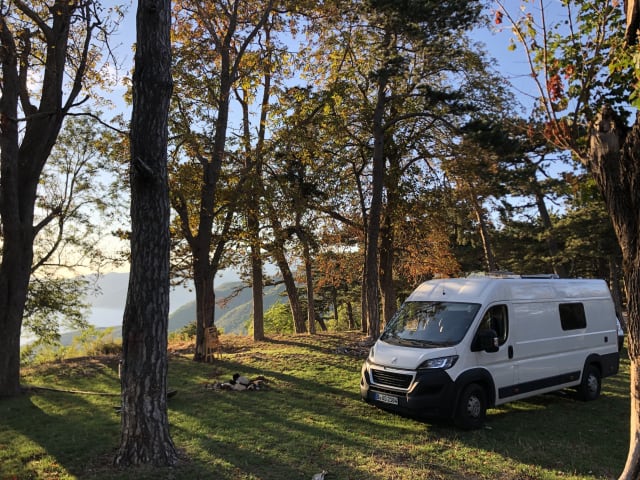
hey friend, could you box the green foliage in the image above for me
[20,341,69,366]
[21,327,122,366]
[325,303,362,331]
[169,321,197,342]
[23,276,91,344]
[247,301,295,335]
[72,326,121,356]
[366,0,483,40]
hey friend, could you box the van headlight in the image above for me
[417,355,458,370]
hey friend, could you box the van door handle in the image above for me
[508,346,514,359]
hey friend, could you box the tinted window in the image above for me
[472,305,509,351]
[559,303,586,330]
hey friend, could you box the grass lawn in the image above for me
[0,332,630,479]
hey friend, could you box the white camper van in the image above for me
[360,275,620,429]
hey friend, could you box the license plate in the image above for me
[374,392,399,405]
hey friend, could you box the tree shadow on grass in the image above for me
[167,356,466,480]
[0,390,120,479]
[429,386,628,479]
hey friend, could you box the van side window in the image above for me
[472,305,508,350]
[559,302,586,330]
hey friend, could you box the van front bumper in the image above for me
[360,361,457,419]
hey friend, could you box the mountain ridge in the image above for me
[78,272,285,338]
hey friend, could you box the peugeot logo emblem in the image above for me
[391,357,397,364]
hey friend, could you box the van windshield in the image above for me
[381,301,480,347]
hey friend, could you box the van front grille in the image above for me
[371,369,413,389]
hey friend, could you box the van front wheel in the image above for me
[578,365,601,401]
[454,383,487,430]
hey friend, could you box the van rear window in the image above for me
[559,303,587,330]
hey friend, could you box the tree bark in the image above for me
[532,183,569,278]
[609,257,625,325]
[346,300,355,330]
[267,211,306,333]
[0,1,87,397]
[273,246,306,334]
[0,15,25,397]
[622,359,640,479]
[245,42,273,342]
[193,255,216,361]
[364,75,387,339]
[379,211,396,325]
[587,107,640,480]
[469,190,496,272]
[303,237,317,334]
[251,238,265,341]
[114,0,177,466]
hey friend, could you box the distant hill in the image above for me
[37,272,285,346]
[168,282,287,334]
[82,270,240,328]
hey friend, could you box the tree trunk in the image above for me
[0,23,27,397]
[332,287,339,324]
[533,185,569,277]
[361,261,369,335]
[587,107,640,479]
[247,169,264,341]
[346,300,355,330]
[251,237,265,341]
[273,248,306,333]
[469,190,496,272]
[379,212,396,326]
[193,256,216,361]
[301,233,317,334]
[0,237,31,397]
[620,262,640,480]
[622,358,640,479]
[0,1,83,397]
[242,40,272,342]
[364,76,387,339]
[114,0,177,466]
[610,257,625,326]
[266,204,306,333]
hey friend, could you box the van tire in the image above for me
[454,383,487,430]
[578,364,601,401]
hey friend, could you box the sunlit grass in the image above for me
[0,333,630,479]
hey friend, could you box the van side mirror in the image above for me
[477,329,499,353]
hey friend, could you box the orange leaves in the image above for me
[543,119,572,145]
[494,10,504,25]
[546,60,575,108]
[563,64,575,79]
[547,73,564,102]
